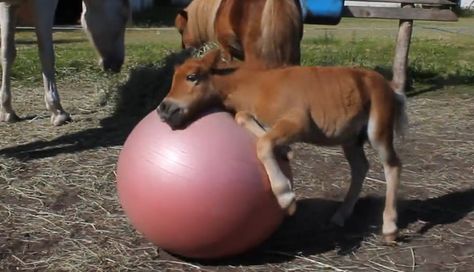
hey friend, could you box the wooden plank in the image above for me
[350,0,456,6]
[342,6,458,21]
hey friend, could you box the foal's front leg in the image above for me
[33,0,71,126]
[235,111,293,161]
[236,111,301,215]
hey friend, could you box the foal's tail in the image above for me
[390,81,408,138]
[260,0,302,67]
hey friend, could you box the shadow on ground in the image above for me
[188,188,474,266]
[405,71,474,97]
[0,49,193,160]
[374,66,474,97]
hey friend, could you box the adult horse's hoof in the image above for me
[51,112,72,126]
[0,111,20,123]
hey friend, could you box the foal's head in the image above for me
[158,49,222,129]
[82,0,130,73]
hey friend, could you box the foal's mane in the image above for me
[185,0,223,44]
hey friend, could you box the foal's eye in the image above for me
[186,74,199,82]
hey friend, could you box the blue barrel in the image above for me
[300,0,344,25]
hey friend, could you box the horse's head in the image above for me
[158,49,222,129]
[175,10,197,49]
[82,0,130,73]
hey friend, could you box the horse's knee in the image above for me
[235,112,251,126]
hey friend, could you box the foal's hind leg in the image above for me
[331,142,369,226]
[368,121,402,243]
[0,3,20,122]
[33,0,71,126]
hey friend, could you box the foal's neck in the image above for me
[210,67,259,112]
[211,67,246,96]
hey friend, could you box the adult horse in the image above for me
[0,0,130,126]
[175,0,303,68]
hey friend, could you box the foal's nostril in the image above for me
[158,101,168,114]
[157,101,185,128]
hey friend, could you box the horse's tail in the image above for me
[390,81,408,138]
[260,0,302,68]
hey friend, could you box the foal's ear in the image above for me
[175,10,188,34]
[201,49,221,69]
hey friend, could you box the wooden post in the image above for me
[392,4,414,93]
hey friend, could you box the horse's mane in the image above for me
[260,0,302,67]
[185,0,222,44]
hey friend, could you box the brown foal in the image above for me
[157,50,408,242]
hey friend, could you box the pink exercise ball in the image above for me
[116,110,289,259]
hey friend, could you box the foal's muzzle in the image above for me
[157,100,185,129]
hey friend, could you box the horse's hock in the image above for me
[304,0,458,92]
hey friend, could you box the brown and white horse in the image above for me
[157,49,408,243]
[0,0,130,126]
[175,0,303,68]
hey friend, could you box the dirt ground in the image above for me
[1,30,474,272]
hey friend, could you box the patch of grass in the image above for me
[9,19,474,103]
[300,27,474,92]
[302,38,395,67]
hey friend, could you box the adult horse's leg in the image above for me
[33,0,70,126]
[0,3,20,122]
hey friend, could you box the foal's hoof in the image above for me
[277,192,297,216]
[0,111,20,123]
[286,200,297,216]
[51,112,72,126]
[383,231,398,245]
